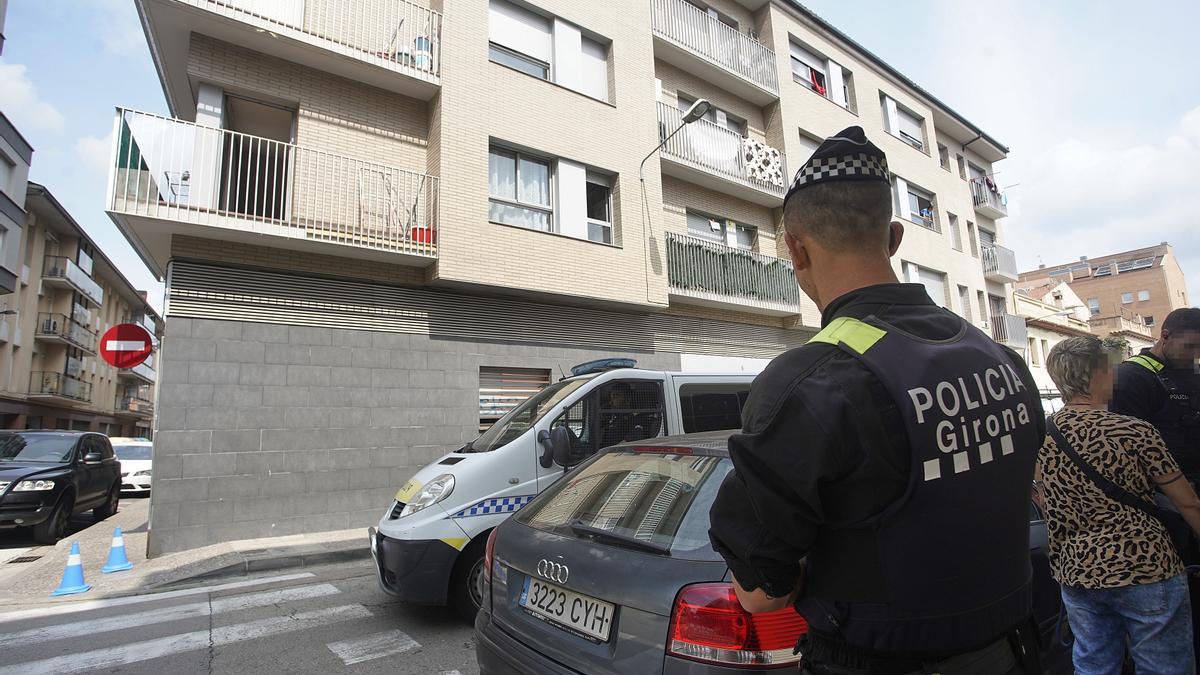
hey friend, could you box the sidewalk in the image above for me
[0,498,370,609]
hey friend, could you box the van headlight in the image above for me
[13,479,55,492]
[400,474,455,518]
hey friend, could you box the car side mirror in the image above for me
[537,429,555,469]
[550,425,582,469]
[83,452,102,464]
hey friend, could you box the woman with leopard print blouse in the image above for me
[1040,335,1200,675]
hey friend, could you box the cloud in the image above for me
[76,132,115,174]
[89,0,146,56]
[0,62,65,133]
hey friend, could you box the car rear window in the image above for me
[113,444,152,460]
[517,450,733,561]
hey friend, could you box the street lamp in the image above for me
[639,98,712,301]
[1029,306,1082,322]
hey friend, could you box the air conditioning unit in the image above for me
[19,265,29,286]
[42,317,59,334]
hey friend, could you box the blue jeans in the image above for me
[1061,573,1195,675]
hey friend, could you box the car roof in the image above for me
[1,430,91,436]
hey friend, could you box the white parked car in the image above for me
[110,438,153,495]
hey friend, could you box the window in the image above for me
[678,94,745,135]
[1087,298,1101,315]
[596,380,665,448]
[881,94,925,151]
[489,147,553,231]
[906,262,948,307]
[1041,339,1050,361]
[797,130,822,164]
[948,213,962,251]
[1137,290,1150,302]
[1028,338,1040,366]
[790,41,828,97]
[686,211,755,250]
[966,221,978,257]
[579,37,609,101]
[1122,292,1134,304]
[1144,315,1155,327]
[489,0,552,79]
[479,366,551,431]
[586,174,612,244]
[679,383,751,433]
[956,154,967,180]
[958,285,972,321]
[906,183,937,231]
[0,153,14,195]
[938,144,950,171]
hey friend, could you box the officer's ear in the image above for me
[784,231,809,271]
[887,221,904,256]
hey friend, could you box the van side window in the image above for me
[679,383,751,433]
[553,394,596,459]
[597,380,664,448]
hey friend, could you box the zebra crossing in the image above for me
[0,570,474,674]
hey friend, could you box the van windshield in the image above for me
[465,377,593,453]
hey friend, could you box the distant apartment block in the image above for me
[1020,242,1188,341]
[111,0,1022,554]
[0,184,162,437]
[0,112,32,295]
[1011,280,1093,398]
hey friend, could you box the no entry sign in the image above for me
[100,323,155,369]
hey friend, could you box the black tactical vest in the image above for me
[1127,354,1200,477]
[796,315,1042,655]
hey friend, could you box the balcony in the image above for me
[34,313,99,354]
[989,313,1029,349]
[116,396,155,418]
[970,179,1008,219]
[42,256,104,306]
[982,244,1019,283]
[107,109,439,277]
[651,0,779,104]
[1090,311,1153,340]
[137,0,441,109]
[658,103,787,206]
[666,232,800,316]
[29,372,92,404]
[119,361,158,385]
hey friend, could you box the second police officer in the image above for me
[708,127,1046,674]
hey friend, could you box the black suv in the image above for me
[0,431,122,544]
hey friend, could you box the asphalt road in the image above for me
[0,560,479,674]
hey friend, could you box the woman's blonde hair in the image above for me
[1046,335,1119,400]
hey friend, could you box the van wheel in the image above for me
[449,538,486,623]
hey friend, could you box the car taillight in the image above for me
[667,583,807,669]
[483,528,499,584]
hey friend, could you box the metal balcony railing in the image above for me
[1090,311,1152,338]
[666,232,800,308]
[658,102,787,199]
[181,0,441,78]
[42,256,104,306]
[109,109,438,258]
[119,361,158,384]
[117,396,155,416]
[989,313,1029,348]
[982,244,1019,281]
[970,179,1008,217]
[30,372,92,402]
[34,313,98,352]
[651,0,778,94]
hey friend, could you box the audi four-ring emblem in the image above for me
[537,559,569,584]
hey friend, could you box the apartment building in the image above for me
[1011,280,1092,397]
[1019,242,1189,341]
[112,0,1020,554]
[0,112,32,296]
[0,183,161,437]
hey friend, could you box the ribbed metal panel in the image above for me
[166,261,809,359]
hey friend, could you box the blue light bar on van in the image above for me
[570,358,637,376]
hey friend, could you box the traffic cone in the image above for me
[101,527,134,573]
[50,542,92,596]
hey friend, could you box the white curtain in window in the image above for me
[518,157,550,206]
[580,38,608,101]
[489,149,516,199]
[489,0,552,63]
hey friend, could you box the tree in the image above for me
[1102,335,1131,358]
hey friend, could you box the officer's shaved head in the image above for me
[784,180,893,253]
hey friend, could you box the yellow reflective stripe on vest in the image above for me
[1127,355,1165,373]
[807,316,887,354]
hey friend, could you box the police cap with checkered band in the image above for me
[783,126,890,207]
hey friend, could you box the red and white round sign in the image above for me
[100,323,155,369]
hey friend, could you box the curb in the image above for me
[158,546,371,587]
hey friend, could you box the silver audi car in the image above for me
[475,432,1071,674]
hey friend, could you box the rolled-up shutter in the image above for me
[489,0,552,63]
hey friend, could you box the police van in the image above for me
[368,359,755,619]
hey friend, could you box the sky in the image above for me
[1,0,1198,311]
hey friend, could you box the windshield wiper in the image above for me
[568,520,671,556]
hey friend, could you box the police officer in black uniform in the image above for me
[708,128,1046,674]
[1111,308,1200,485]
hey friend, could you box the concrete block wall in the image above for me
[148,316,679,555]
